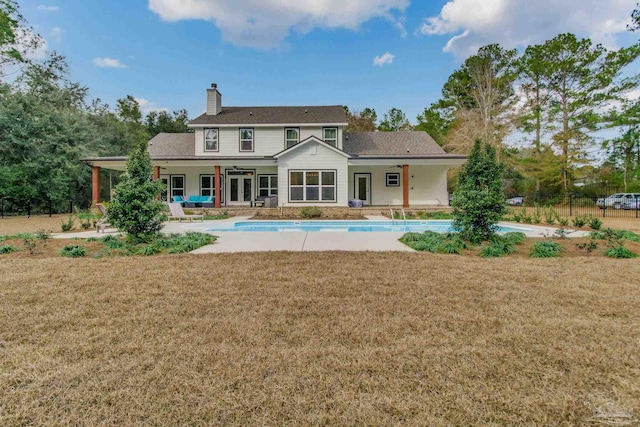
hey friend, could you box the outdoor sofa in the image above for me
[172,195,214,208]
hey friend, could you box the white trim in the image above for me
[188,122,348,128]
[274,136,350,159]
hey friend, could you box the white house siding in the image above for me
[348,165,449,206]
[277,141,349,206]
[194,126,340,157]
[160,165,277,204]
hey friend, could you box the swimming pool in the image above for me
[206,220,533,233]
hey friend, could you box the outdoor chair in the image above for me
[168,202,204,222]
[95,203,111,233]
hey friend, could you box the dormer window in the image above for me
[239,128,254,152]
[323,127,337,147]
[204,128,219,152]
[285,128,299,149]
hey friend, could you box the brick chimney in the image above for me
[206,83,222,115]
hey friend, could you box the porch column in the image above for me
[153,165,160,180]
[402,164,409,208]
[214,165,221,208]
[92,166,100,205]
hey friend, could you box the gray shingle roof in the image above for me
[189,106,348,126]
[148,133,195,158]
[343,131,454,157]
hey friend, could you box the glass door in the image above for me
[354,173,371,205]
[226,171,254,205]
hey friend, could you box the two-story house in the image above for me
[85,84,465,208]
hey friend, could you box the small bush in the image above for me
[588,217,602,230]
[399,232,424,243]
[558,217,570,227]
[0,245,17,254]
[101,235,124,249]
[605,246,638,259]
[301,206,322,218]
[576,241,598,254]
[480,240,516,257]
[571,214,590,228]
[501,232,526,245]
[60,215,75,232]
[34,229,52,246]
[137,244,161,256]
[60,245,87,258]
[530,241,563,258]
[23,238,37,254]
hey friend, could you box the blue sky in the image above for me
[18,0,638,124]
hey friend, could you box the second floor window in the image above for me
[285,128,299,148]
[323,128,337,147]
[239,128,254,152]
[204,128,219,151]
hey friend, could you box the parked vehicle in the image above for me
[506,196,524,206]
[622,199,640,210]
[596,193,640,209]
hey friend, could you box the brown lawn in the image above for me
[1,251,639,426]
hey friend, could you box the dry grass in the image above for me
[0,214,70,235]
[1,252,639,425]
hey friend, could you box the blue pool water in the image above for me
[206,220,532,233]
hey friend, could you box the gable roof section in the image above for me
[189,105,348,126]
[148,132,195,158]
[273,136,351,158]
[344,131,461,158]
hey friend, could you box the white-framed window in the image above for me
[200,175,214,196]
[170,175,185,198]
[285,128,299,149]
[258,175,278,196]
[323,127,338,147]
[204,128,219,152]
[239,128,254,152]
[289,170,336,202]
[386,173,400,187]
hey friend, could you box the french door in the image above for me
[226,171,254,205]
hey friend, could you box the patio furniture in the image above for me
[184,195,214,208]
[348,199,363,208]
[95,203,111,233]
[168,203,204,222]
[172,195,187,205]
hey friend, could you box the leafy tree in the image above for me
[107,142,164,242]
[451,139,507,243]
[344,107,378,132]
[415,104,453,145]
[145,109,191,137]
[602,99,640,191]
[378,107,412,131]
[536,34,640,190]
[437,44,519,154]
[630,4,639,31]
[116,95,148,148]
[0,0,42,77]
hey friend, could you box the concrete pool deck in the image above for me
[53,216,590,253]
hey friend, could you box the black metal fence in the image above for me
[0,198,83,218]
[507,193,640,218]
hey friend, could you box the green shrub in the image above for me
[60,214,75,232]
[501,232,526,245]
[35,229,51,245]
[101,235,124,249]
[480,240,516,257]
[399,232,424,243]
[451,139,507,243]
[605,246,638,259]
[558,217,570,227]
[137,244,161,256]
[23,238,36,254]
[576,241,598,253]
[60,245,87,258]
[530,241,563,258]
[107,142,165,242]
[0,245,17,254]
[588,217,602,230]
[572,214,589,228]
[300,206,322,218]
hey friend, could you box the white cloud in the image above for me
[93,57,127,68]
[419,0,634,57]
[51,27,62,43]
[37,5,59,12]
[373,51,395,67]
[148,0,409,49]
[135,98,169,115]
